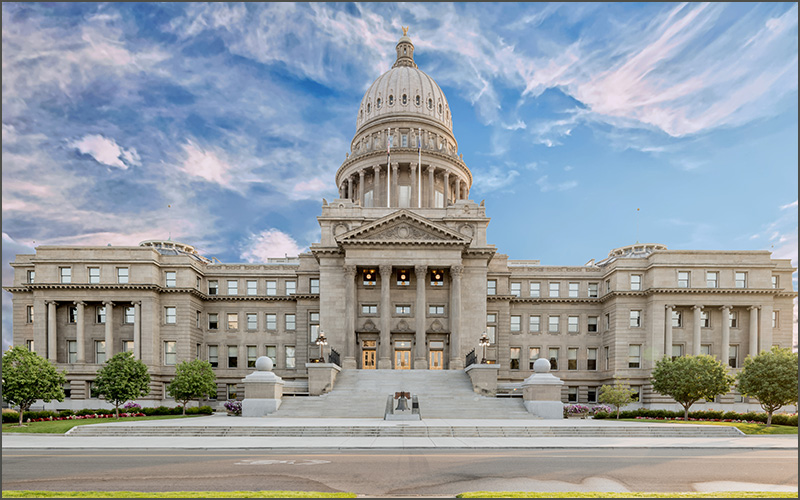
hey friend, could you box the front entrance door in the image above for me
[429,350,443,370]
[362,350,376,369]
[394,350,411,369]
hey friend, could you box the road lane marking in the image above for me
[235,459,331,465]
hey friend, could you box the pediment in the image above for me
[337,210,471,246]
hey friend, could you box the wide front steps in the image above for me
[275,369,532,419]
[68,424,744,438]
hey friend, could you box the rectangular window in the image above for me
[196,277,201,289]
[701,344,711,356]
[630,310,641,328]
[605,279,611,293]
[735,272,747,288]
[265,313,277,331]
[116,267,128,284]
[165,271,177,288]
[246,313,258,331]
[486,313,497,344]
[247,346,258,368]
[433,189,443,208]
[701,311,710,328]
[208,280,218,295]
[395,305,411,315]
[266,280,277,296]
[549,315,559,333]
[706,271,718,288]
[400,185,412,207]
[27,270,35,284]
[672,344,683,360]
[510,315,521,332]
[363,269,377,286]
[401,134,408,147]
[678,271,689,288]
[530,282,540,297]
[165,307,176,324]
[285,346,296,369]
[309,312,320,342]
[672,310,682,328]
[588,283,598,298]
[630,274,642,291]
[568,282,579,298]
[26,305,34,323]
[548,347,559,370]
[604,346,609,370]
[549,282,560,298]
[95,340,106,364]
[228,346,238,368]
[772,276,779,289]
[285,280,296,295]
[729,345,739,368]
[430,269,445,286]
[529,315,541,333]
[208,345,218,368]
[227,280,238,295]
[510,347,520,370]
[587,348,597,370]
[587,316,598,333]
[124,307,134,324]
[487,280,497,296]
[568,316,579,333]
[587,387,597,403]
[510,282,521,297]
[428,305,445,315]
[529,347,540,369]
[123,341,134,354]
[89,267,100,284]
[60,267,71,284]
[164,341,176,366]
[67,340,77,363]
[568,386,578,403]
[226,383,238,400]
[729,310,739,328]
[772,311,778,328]
[568,347,578,370]
[227,312,238,330]
[364,190,374,207]
[310,278,320,294]
[628,345,641,368]
[265,345,277,365]
[196,310,201,329]
[246,280,258,296]
[208,313,219,330]
[397,270,411,287]
[285,314,296,331]
[630,386,640,402]
[604,313,610,331]
[96,306,106,324]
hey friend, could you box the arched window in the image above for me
[389,95,394,106]
[415,95,421,106]
[376,98,382,109]
[367,103,371,113]
[402,94,407,105]
[438,103,442,114]
[428,98,433,109]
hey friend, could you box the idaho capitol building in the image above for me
[6,33,797,414]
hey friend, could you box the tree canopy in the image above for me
[93,352,151,418]
[598,377,636,419]
[2,346,67,425]
[736,346,798,426]
[166,359,217,415]
[651,354,734,420]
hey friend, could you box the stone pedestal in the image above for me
[306,363,341,396]
[464,363,499,396]
[522,358,564,419]
[242,357,284,417]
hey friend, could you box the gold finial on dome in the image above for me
[402,26,409,36]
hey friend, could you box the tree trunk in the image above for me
[115,405,120,419]
[683,405,689,420]
[18,407,24,426]
[182,403,186,416]
[616,406,621,419]
[766,411,773,427]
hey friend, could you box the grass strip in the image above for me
[457,492,798,498]
[611,419,797,435]
[2,415,205,434]
[2,491,356,498]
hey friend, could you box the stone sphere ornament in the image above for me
[533,358,551,373]
[255,356,273,372]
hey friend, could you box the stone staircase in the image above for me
[273,369,534,419]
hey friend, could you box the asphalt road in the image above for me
[2,448,797,496]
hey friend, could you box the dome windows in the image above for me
[402,94,407,105]
[428,98,433,110]
[438,103,443,114]
[415,95,421,106]
[367,102,371,113]
[376,98,382,109]
[388,95,394,106]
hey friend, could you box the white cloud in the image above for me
[292,178,328,199]
[780,200,798,210]
[176,140,234,187]
[536,175,578,193]
[472,166,520,192]
[240,229,306,262]
[69,134,140,170]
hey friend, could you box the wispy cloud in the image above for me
[240,229,307,262]
[536,175,577,193]
[69,134,140,170]
[472,165,520,192]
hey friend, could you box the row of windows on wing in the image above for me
[359,304,447,315]
[361,268,446,286]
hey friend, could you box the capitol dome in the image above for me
[355,33,452,134]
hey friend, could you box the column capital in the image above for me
[665,304,674,310]
[131,300,142,306]
[410,162,418,168]
[103,300,115,307]
[73,301,86,307]
[426,165,435,174]
[443,170,450,179]
[749,305,761,311]
[45,300,56,306]
[379,264,392,277]
[450,265,464,278]
[692,304,703,311]
[373,164,380,172]
[343,264,357,278]
[720,305,732,311]
[359,169,366,177]
[391,162,399,171]
[414,265,427,277]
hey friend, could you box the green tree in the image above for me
[736,346,798,426]
[651,354,734,420]
[93,352,150,419]
[2,346,67,426]
[166,359,217,415]
[598,377,636,419]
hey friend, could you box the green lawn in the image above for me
[2,415,206,434]
[457,492,797,498]
[612,418,797,435]
[2,491,355,498]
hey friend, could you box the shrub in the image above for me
[123,402,142,410]
[224,399,242,415]
[185,405,214,415]
[3,411,20,424]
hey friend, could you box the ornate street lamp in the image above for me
[478,332,490,364]
[315,331,328,362]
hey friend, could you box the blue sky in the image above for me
[2,3,798,350]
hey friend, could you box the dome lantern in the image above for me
[393,26,417,69]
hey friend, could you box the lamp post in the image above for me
[478,332,490,364]
[315,331,328,362]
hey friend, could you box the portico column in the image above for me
[359,170,366,206]
[427,166,435,207]
[391,163,399,207]
[133,301,142,360]
[692,305,703,356]
[414,265,427,369]
[343,265,357,369]
[378,264,392,369]
[47,301,57,362]
[75,301,86,363]
[410,163,418,208]
[443,171,450,206]
[450,265,464,369]
[373,165,381,207]
[454,177,461,202]
[720,305,731,364]
[748,306,759,357]
[104,301,115,358]
[664,305,673,359]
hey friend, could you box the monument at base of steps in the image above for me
[242,356,285,417]
[522,358,564,419]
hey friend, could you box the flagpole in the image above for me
[386,128,391,207]
[418,127,422,208]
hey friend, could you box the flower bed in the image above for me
[563,404,591,418]
[24,413,146,423]
[224,400,242,416]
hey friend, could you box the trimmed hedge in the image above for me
[3,405,213,424]
[592,407,797,426]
